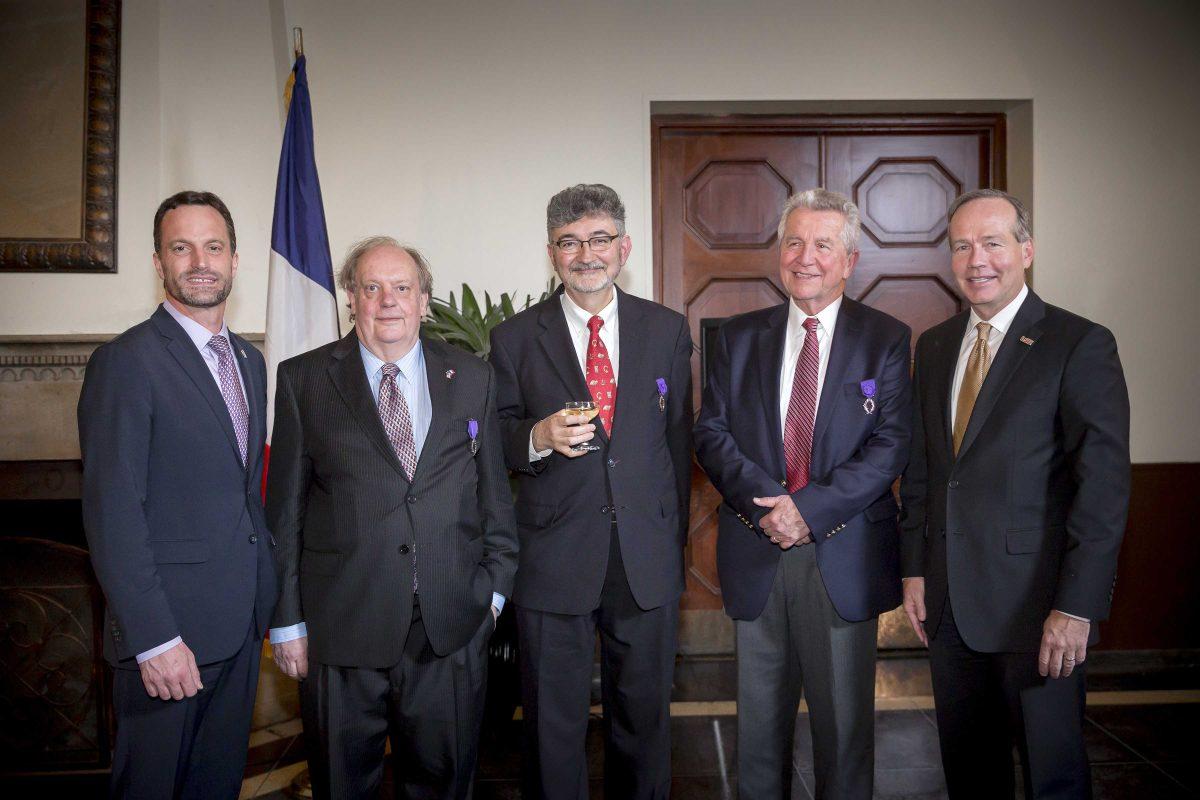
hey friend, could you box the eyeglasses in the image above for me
[552,233,620,254]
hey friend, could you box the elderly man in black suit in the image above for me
[488,183,693,799]
[900,189,1131,799]
[266,237,518,799]
[79,190,277,798]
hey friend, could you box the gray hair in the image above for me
[947,189,1033,243]
[776,188,861,254]
[337,235,433,297]
[546,183,626,239]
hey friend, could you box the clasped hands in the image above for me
[901,577,1089,678]
[753,494,812,549]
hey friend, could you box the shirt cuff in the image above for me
[136,636,182,664]
[491,593,506,613]
[527,430,552,462]
[269,622,308,644]
[1055,610,1090,623]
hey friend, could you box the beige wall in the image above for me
[1,0,1196,462]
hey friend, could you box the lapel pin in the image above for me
[655,378,668,412]
[445,368,456,380]
[239,347,247,358]
[1020,336,1035,346]
[467,418,479,454]
[860,379,877,414]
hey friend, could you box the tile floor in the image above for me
[238,652,1200,799]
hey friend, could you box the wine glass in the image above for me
[562,400,600,452]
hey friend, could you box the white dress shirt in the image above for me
[528,290,620,461]
[139,303,246,663]
[778,295,842,441]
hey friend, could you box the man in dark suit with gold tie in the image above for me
[266,237,518,798]
[900,189,1131,799]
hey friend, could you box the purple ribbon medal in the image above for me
[656,378,668,412]
[467,418,479,454]
[860,379,877,415]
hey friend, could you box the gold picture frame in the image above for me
[0,0,120,273]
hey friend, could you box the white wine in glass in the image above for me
[562,400,600,452]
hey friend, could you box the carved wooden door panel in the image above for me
[653,115,1004,652]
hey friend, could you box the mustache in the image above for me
[569,260,605,271]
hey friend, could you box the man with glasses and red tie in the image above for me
[695,189,912,799]
[79,190,278,797]
[489,184,693,799]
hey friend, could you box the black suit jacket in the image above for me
[79,305,277,667]
[694,297,911,622]
[488,287,693,615]
[267,332,518,666]
[899,291,1131,652]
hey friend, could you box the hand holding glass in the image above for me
[562,401,600,452]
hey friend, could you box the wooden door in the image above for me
[653,114,1005,653]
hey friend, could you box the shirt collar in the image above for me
[161,301,230,351]
[359,337,424,381]
[560,288,618,330]
[787,293,843,339]
[967,283,1028,338]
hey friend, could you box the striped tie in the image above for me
[783,318,820,493]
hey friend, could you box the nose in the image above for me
[380,290,397,306]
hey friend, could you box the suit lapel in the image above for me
[956,292,1046,459]
[756,302,789,479]
[810,299,861,467]
[536,292,601,438]
[414,338,452,480]
[933,313,970,458]
[327,331,410,481]
[152,306,244,469]
[611,288,646,444]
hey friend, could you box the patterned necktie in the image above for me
[953,321,993,455]
[586,315,617,434]
[206,335,248,467]
[378,363,419,481]
[783,318,820,493]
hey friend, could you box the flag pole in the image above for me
[293,27,304,59]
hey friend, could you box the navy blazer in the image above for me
[899,291,1130,652]
[79,305,277,667]
[695,297,911,623]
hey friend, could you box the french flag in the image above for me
[264,54,339,482]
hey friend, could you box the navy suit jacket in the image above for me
[694,297,911,623]
[899,291,1130,652]
[79,305,277,668]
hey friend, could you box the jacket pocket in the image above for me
[149,539,208,564]
[1005,527,1045,554]
[300,548,342,576]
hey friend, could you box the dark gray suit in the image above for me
[79,304,276,798]
[900,290,1130,798]
[489,287,693,799]
[268,331,518,798]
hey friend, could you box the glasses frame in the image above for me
[552,232,622,254]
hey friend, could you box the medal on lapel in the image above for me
[860,379,877,414]
[467,418,479,455]
[656,378,668,412]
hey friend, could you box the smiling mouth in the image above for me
[185,274,219,284]
[966,276,997,284]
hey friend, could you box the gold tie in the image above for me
[953,322,992,455]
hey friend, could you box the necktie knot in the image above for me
[588,315,604,335]
[976,321,992,339]
[207,335,230,356]
[803,317,819,334]
[381,362,399,380]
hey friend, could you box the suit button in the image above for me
[600,505,612,514]
[607,458,616,468]
[399,544,410,554]
[948,480,959,488]
[248,534,258,544]
[407,496,417,504]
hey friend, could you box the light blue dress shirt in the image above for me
[270,339,504,646]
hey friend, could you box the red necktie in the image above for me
[586,315,617,434]
[783,318,819,492]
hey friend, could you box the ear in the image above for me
[843,249,860,278]
[153,251,165,281]
[1021,237,1034,270]
[230,251,239,278]
[618,234,632,265]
